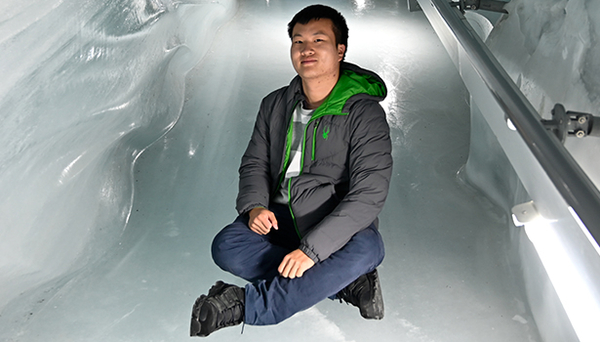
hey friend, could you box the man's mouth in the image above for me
[301,59,317,64]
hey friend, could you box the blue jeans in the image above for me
[211,204,385,325]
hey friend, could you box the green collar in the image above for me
[312,69,386,119]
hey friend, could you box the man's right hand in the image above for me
[248,207,278,235]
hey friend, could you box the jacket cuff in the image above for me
[239,204,267,216]
[299,243,319,264]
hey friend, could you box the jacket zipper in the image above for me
[287,115,322,239]
[311,119,321,161]
[282,106,337,240]
[273,100,299,196]
[286,178,302,239]
[273,100,303,239]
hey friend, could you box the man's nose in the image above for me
[301,43,314,55]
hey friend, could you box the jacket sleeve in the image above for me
[299,100,393,263]
[236,97,273,216]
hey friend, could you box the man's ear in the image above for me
[337,44,346,61]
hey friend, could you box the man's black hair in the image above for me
[287,4,349,59]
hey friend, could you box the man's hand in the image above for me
[278,249,315,279]
[248,207,278,235]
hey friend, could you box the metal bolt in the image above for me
[575,130,586,138]
[578,116,587,124]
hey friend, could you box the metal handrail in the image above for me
[418,0,600,243]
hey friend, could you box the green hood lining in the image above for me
[312,69,386,119]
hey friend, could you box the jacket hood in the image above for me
[289,62,387,117]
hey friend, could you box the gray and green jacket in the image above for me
[236,62,393,263]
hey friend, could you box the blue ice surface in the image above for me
[0,0,544,341]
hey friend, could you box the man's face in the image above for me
[290,19,346,82]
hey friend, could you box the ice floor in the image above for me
[1,1,541,341]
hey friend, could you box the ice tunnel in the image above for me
[1,0,600,341]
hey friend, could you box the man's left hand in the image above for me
[278,249,315,279]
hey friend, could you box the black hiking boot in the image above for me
[190,281,245,337]
[337,269,384,319]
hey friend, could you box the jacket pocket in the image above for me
[289,175,339,234]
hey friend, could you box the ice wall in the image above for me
[0,0,237,311]
[463,0,600,341]
[486,0,600,188]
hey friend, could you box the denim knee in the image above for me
[210,220,249,274]
[211,228,230,272]
[356,225,385,271]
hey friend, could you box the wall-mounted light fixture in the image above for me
[511,200,540,227]
[512,201,600,341]
[506,117,517,131]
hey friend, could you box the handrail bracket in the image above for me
[543,104,600,143]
